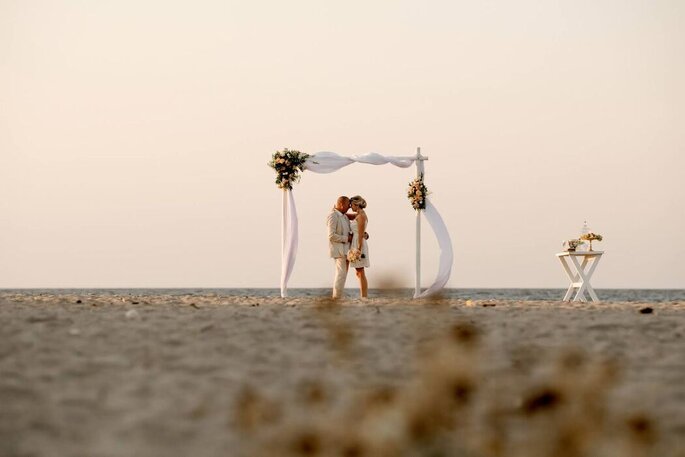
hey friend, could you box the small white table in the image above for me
[556,251,603,303]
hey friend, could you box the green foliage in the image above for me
[268,148,310,190]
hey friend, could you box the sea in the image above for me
[1,288,684,303]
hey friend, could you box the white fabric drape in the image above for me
[280,189,298,298]
[414,199,453,298]
[279,152,453,299]
[304,152,416,173]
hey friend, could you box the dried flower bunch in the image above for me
[580,232,603,242]
[268,148,310,190]
[407,174,428,210]
[234,316,669,457]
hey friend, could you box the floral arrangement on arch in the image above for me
[407,174,429,210]
[268,148,310,190]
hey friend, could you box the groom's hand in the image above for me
[364,232,369,240]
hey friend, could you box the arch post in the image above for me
[415,147,428,297]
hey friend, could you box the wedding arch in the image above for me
[271,148,453,299]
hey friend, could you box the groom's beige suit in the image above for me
[327,208,351,298]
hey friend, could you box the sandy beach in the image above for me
[1,292,683,456]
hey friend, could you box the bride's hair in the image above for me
[350,195,367,209]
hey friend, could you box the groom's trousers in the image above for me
[333,257,349,298]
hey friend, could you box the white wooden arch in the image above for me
[280,148,453,298]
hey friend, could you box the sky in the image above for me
[1,0,683,289]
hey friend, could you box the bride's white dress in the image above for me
[349,219,370,268]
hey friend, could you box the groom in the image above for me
[327,196,353,299]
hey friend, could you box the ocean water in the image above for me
[2,288,684,302]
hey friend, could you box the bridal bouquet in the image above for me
[347,248,362,263]
[268,148,310,190]
[407,174,429,210]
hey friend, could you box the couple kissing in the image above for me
[326,195,370,299]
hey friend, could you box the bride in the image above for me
[347,195,370,298]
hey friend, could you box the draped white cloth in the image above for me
[279,152,453,299]
[304,152,416,173]
[280,190,298,297]
[414,199,453,298]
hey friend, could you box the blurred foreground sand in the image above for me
[0,292,683,456]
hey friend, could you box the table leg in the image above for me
[584,256,601,302]
[576,256,591,302]
[564,284,575,301]
[570,256,589,302]
[558,257,576,301]
[570,255,601,303]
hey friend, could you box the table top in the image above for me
[556,250,604,257]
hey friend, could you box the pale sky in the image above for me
[1,0,683,289]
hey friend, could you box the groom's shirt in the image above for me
[327,209,351,259]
